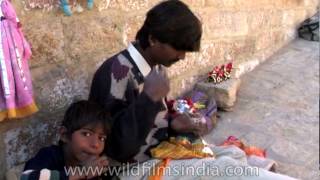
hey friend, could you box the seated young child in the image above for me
[21,100,111,180]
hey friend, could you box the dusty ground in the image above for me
[205,38,319,180]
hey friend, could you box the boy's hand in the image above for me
[69,155,108,180]
[84,156,109,179]
[143,65,170,102]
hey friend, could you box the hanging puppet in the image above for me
[0,0,38,121]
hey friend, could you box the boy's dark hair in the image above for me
[61,100,111,137]
[136,0,202,51]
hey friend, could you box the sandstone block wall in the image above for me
[0,0,318,178]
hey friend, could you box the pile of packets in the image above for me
[151,97,215,159]
[207,62,233,84]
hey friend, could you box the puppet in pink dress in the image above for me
[0,0,38,121]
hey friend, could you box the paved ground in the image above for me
[205,39,319,180]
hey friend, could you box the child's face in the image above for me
[66,123,107,165]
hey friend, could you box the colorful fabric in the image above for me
[220,136,266,158]
[151,137,214,160]
[148,159,171,180]
[0,0,38,121]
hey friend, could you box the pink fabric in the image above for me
[0,0,35,113]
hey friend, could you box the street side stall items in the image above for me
[207,62,233,84]
[150,92,216,180]
[152,91,217,159]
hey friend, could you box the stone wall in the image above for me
[0,0,318,178]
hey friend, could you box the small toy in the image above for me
[207,62,233,84]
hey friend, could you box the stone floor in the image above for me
[205,38,319,180]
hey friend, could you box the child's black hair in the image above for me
[60,100,111,141]
[136,0,202,51]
